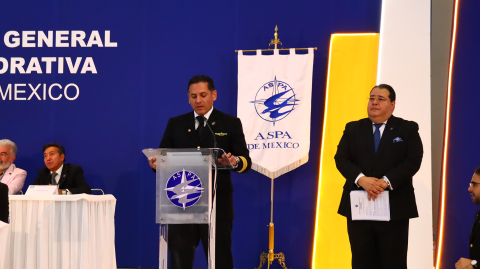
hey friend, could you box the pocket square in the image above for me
[393,137,403,143]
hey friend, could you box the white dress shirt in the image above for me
[50,164,63,184]
[194,106,214,130]
[50,164,71,195]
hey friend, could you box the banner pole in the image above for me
[238,25,314,269]
[268,177,275,268]
[252,25,292,269]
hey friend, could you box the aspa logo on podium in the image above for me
[165,169,204,209]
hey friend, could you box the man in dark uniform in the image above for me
[335,84,423,269]
[148,75,251,269]
[455,167,480,269]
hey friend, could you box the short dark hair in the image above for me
[475,167,480,176]
[371,84,396,102]
[188,75,215,92]
[43,143,65,160]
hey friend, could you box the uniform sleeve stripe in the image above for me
[237,156,248,173]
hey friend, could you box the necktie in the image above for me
[196,115,205,138]
[374,123,383,152]
[51,172,58,185]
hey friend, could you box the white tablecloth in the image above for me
[2,194,116,269]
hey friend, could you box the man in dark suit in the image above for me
[31,143,91,195]
[455,167,480,269]
[0,182,8,223]
[148,75,251,269]
[334,84,423,269]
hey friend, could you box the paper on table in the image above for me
[25,185,58,195]
[350,190,390,221]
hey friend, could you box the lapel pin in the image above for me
[390,127,393,130]
[212,122,216,126]
[188,129,191,132]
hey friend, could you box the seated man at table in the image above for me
[0,182,8,223]
[31,143,91,195]
[0,139,27,195]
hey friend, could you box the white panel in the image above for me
[377,0,433,269]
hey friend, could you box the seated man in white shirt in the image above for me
[0,139,27,195]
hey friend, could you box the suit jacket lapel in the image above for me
[57,164,69,187]
[362,120,375,159]
[186,112,199,145]
[2,164,15,183]
[375,116,398,157]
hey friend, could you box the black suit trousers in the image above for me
[168,220,233,269]
[347,219,409,269]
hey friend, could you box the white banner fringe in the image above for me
[252,155,309,179]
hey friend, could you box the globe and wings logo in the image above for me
[165,169,204,209]
[250,77,300,125]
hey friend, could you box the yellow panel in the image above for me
[312,33,379,269]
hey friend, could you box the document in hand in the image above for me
[350,190,390,221]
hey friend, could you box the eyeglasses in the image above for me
[368,97,390,102]
[470,182,480,188]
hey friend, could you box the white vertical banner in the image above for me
[377,0,433,268]
[237,48,314,179]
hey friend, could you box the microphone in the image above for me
[203,116,220,165]
[203,116,217,149]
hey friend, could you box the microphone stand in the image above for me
[204,116,219,163]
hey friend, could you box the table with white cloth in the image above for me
[2,194,116,269]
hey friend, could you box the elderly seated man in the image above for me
[0,139,27,195]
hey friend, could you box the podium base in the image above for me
[255,252,291,269]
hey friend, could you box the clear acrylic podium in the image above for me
[142,148,234,269]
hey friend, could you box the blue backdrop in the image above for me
[441,0,480,267]
[0,1,381,268]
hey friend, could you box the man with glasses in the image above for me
[455,167,480,269]
[335,84,424,269]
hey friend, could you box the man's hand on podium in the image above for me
[148,157,157,169]
[218,152,237,166]
[456,258,475,269]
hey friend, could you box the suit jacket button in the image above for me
[471,244,473,248]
